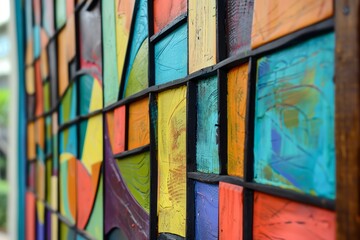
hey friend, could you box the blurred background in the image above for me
[0,0,15,239]
[0,0,10,233]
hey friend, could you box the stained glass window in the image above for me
[22,0,336,239]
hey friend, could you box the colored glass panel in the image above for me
[195,182,219,240]
[117,152,150,213]
[59,82,77,125]
[155,24,188,85]
[78,0,102,77]
[123,0,148,98]
[77,116,103,232]
[154,0,187,33]
[79,75,103,115]
[158,87,187,237]
[227,64,249,177]
[226,0,254,56]
[253,192,336,239]
[102,0,119,106]
[189,0,216,73]
[114,0,136,96]
[114,106,126,153]
[128,98,150,150]
[251,0,333,48]
[254,33,336,199]
[219,182,243,240]
[197,76,219,173]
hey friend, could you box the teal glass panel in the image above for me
[155,24,188,85]
[254,33,335,199]
[196,76,219,173]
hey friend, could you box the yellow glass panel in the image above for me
[157,86,187,237]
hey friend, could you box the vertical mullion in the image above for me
[242,56,257,240]
[244,57,256,182]
[147,1,157,239]
[186,80,197,239]
[98,0,107,237]
[217,69,228,175]
[149,93,158,239]
[148,0,155,87]
[216,0,227,63]
[243,188,254,240]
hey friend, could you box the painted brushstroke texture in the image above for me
[104,122,149,239]
[197,76,219,174]
[251,0,333,48]
[103,0,120,106]
[219,182,243,240]
[128,98,150,150]
[195,182,219,240]
[189,0,216,73]
[227,64,249,177]
[59,82,77,125]
[226,0,254,56]
[115,0,135,89]
[124,39,148,97]
[253,192,335,240]
[78,0,103,79]
[117,152,151,213]
[254,33,335,199]
[155,24,188,85]
[154,0,187,33]
[157,87,187,237]
[123,0,148,98]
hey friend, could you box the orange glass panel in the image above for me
[253,192,336,240]
[26,192,36,240]
[35,117,45,150]
[58,29,69,96]
[227,64,249,177]
[219,182,243,240]
[251,0,333,48]
[27,122,36,160]
[128,98,149,150]
[106,111,115,151]
[114,106,126,153]
[154,0,187,33]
